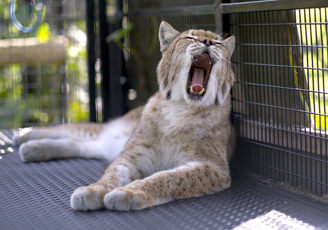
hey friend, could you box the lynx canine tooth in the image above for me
[190,87,204,95]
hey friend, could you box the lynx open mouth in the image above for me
[187,53,212,100]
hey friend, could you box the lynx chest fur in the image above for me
[12,21,236,211]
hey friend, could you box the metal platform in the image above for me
[1,130,327,230]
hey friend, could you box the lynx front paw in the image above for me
[11,128,33,147]
[104,188,150,211]
[70,186,107,211]
[19,141,50,162]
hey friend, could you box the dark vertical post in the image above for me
[59,1,67,124]
[221,0,233,125]
[87,0,97,122]
[99,0,124,121]
[108,19,124,118]
[99,0,110,121]
[221,0,231,36]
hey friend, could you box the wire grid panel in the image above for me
[231,7,328,196]
[0,0,89,129]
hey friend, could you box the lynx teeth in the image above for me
[190,87,204,95]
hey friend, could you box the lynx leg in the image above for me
[12,123,104,147]
[19,138,109,162]
[12,107,143,147]
[103,161,231,211]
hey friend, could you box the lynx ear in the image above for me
[224,36,235,58]
[217,63,235,105]
[159,21,180,52]
[217,79,233,106]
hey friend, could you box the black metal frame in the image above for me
[86,0,96,122]
[86,0,126,122]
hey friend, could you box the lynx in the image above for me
[12,21,236,211]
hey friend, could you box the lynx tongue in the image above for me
[190,53,212,94]
[191,67,205,93]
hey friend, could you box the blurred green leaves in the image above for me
[296,8,328,130]
[36,23,50,43]
[106,22,133,50]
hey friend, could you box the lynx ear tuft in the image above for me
[159,21,180,52]
[224,36,236,58]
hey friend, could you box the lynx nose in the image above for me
[202,39,213,47]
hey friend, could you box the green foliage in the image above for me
[296,8,328,130]
[0,16,89,128]
[69,100,88,122]
[0,64,24,127]
[0,1,10,20]
[106,23,133,50]
[36,23,51,43]
[0,64,21,98]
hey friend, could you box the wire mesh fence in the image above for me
[230,2,328,196]
[0,0,89,129]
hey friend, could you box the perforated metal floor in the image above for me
[1,130,328,230]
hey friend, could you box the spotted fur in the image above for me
[12,21,236,211]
